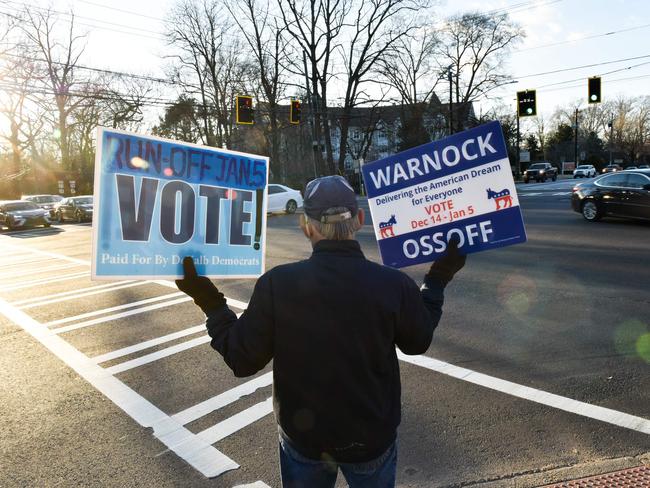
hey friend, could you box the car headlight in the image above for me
[540,170,545,174]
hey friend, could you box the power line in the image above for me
[516,54,650,79]
[0,1,167,41]
[515,22,650,53]
[75,0,164,22]
[535,61,650,89]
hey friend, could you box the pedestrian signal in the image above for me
[588,77,601,104]
[236,95,254,125]
[290,99,301,125]
[517,90,536,117]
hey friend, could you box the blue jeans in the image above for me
[278,435,397,488]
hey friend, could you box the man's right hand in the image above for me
[426,238,467,285]
[175,256,226,315]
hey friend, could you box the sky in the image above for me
[3,0,650,126]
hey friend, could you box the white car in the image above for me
[573,164,596,178]
[267,184,303,214]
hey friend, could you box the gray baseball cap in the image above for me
[303,175,358,223]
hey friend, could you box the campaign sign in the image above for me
[361,121,526,268]
[92,128,268,280]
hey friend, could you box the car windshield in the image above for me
[577,165,591,169]
[73,197,93,205]
[31,195,61,203]
[529,164,546,169]
[3,202,39,211]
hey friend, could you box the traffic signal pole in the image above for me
[516,110,521,179]
[448,66,453,135]
[574,108,579,167]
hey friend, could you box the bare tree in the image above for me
[437,12,523,132]
[20,7,89,171]
[0,47,44,180]
[226,0,289,180]
[166,0,249,149]
[335,0,426,173]
[278,0,350,174]
[375,26,439,106]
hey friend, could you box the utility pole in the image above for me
[609,118,614,164]
[448,65,453,136]
[574,108,579,167]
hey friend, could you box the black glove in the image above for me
[426,238,467,285]
[175,256,226,315]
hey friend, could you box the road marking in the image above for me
[0,242,89,266]
[17,281,144,309]
[44,291,185,327]
[105,335,212,375]
[397,352,650,436]
[93,324,206,364]
[0,271,90,292]
[172,372,273,426]
[196,397,274,445]
[103,312,244,373]
[233,482,271,488]
[0,261,86,280]
[51,296,192,334]
[0,255,57,268]
[552,192,570,196]
[0,297,239,478]
[517,192,542,197]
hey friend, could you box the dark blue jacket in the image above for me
[206,239,444,462]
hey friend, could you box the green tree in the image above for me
[152,96,201,143]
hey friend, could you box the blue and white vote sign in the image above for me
[92,128,268,280]
[361,121,526,268]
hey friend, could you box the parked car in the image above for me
[573,164,597,178]
[267,184,303,214]
[523,162,558,183]
[602,164,623,173]
[639,164,650,169]
[22,194,63,217]
[0,200,51,230]
[571,169,650,221]
[625,166,638,170]
[54,195,94,222]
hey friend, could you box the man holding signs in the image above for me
[177,175,465,487]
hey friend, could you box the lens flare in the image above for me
[225,189,237,199]
[130,157,149,169]
[497,274,537,316]
[636,333,650,363]
[613,319,648,359]
[163,167,173,177]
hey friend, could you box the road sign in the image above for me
[520,150,530,163]
[361,121,526,268]
[92,128,269,280]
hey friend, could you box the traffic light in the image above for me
[236,95,254,125]
[588,77,601,104]
[517,90,536,117]
[290,99,301,124]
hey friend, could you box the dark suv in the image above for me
[524,162,558,183]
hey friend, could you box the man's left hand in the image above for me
[175,256,226,315]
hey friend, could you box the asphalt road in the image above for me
[1,182,648,488]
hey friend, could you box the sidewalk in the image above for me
[541,464,649,487]
[469,454,650,488]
